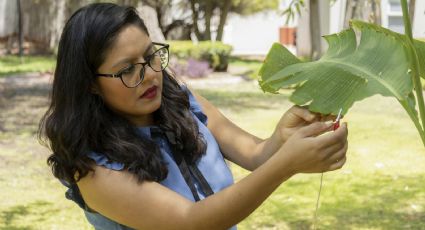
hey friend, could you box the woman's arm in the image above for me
[190,89,326,170]
[78,121,347,230]
[78,151,291,230]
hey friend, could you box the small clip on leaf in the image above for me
[333,108,343,131]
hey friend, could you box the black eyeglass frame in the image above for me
[95,42,170,88]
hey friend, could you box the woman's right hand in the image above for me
[278,121,348,174]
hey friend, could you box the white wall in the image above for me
[0,0,17,37]
[413,0,425,38]
[220,0,425,57]
[381,0,425,38]
[329,0,347,34]
[222,11,286,56]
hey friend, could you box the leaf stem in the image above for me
[400,100,425,146]
[401,0,425,146]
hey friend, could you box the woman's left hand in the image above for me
[273,105,338,144]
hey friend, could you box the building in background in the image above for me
[222,2,294,57]
[223,0,425,57]
[382,0,425,38]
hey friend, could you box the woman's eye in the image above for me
[121,65,135,74]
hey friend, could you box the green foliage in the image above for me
[0,55,56,77]
[168,40,233,71]
[230,0,280,15]
[281,0,305,25]
[258,20,425,145]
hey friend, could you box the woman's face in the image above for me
[95,25,163,126]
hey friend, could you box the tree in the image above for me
[309,0,321,60]
[344,0,382,28]
[188,0,279,41]
[143,0,279,41]
[281,0,322,60]
[141,0,192,40]
[17,0,23,57]
[370,0,381,25]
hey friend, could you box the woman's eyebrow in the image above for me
[112,42,154,68]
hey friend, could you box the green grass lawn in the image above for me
[228,57,263,80]
[0,55,56,77]
[194,81,425,229]
[0,74,424,229]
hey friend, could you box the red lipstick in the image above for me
[140,86,157,99]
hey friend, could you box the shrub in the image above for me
[169,57,212,78]
[168,40,233,71]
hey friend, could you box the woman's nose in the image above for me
[139,66,159,85]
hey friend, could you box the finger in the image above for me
[315,122,348,147]
[290,105,318,122]
[298,121,334,138]
[321,131,348,155]
[327,156,347,171]
[321,114,337,122]
[326,140,348,163]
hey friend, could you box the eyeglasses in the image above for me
[96,42,169,88]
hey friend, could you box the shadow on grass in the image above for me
[1,83,50,100]
[197,89,290,112]
[255,174,425,229]
[1,200,58,230]
[0,77,50,136]
[321,175,425,230]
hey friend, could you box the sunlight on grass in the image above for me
[1,77,424,229]
[229,57,263,80]
[0,55,56,77]
[196,81,425,229]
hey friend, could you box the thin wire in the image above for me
[313,172,324,230]
[313,108,342,230]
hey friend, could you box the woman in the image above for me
[39,3,348,230]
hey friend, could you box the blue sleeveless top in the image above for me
[60,87,236,230]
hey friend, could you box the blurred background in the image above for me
[1,0,425,229]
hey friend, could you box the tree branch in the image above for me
[189,0,203,40]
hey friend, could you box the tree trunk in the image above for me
[189,0,203,41]
[216,0,231,41]
[344,0,358,28]
[155,4,164,33]
[371,0,381,25]
[17,0,23,57]
[138,4,166,42]
[50,0,66,51]
[204,0,213,40]
[309,0,321,60]
[409,0,415,25]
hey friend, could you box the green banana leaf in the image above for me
[258,20,425,118]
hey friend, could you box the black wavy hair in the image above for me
[38,3,206,184]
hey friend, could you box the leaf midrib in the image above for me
[319,58,405,99]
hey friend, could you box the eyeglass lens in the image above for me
[121,45,169,88]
